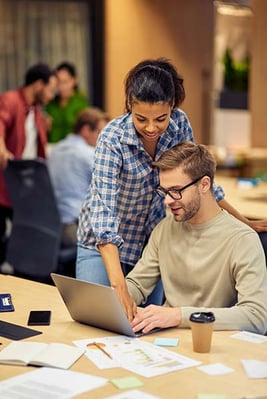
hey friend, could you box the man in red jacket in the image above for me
[0,63,57,264]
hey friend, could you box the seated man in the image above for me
[126,142,267,335]
[48,107,109,247]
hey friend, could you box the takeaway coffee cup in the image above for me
[189,312,215,353]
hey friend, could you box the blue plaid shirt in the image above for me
[77,109,225,266]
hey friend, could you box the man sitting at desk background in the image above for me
[48,107,109,247]
[126,142,267,335]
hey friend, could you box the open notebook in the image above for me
[51,273,160,337]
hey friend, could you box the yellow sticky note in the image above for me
[110,376,144,390]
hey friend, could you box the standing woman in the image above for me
[77,58,223,319]
[46,62,89,143]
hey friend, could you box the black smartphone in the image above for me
[27,310,51,326]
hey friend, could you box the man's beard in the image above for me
[174,192,201,223]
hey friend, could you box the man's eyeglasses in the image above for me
[155,175,205,201]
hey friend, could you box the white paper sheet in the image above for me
[0,367,107,399]
[241,359,267,379]
[197,363,235,375]
[230,331,267,344]
[74,335,201,378]
[73,338,119,369]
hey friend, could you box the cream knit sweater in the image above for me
[126,210,267,334]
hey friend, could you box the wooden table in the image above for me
[216,175,267,220]
[0,274,267,398]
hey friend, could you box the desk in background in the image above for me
[210,146,267,179]
[215,175,267,220]
[0,274,267,399]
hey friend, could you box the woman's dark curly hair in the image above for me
[124,58,185,112]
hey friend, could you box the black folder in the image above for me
[0,320,42,340]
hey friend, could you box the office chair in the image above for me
[4,159,76,283]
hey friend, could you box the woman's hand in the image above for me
[114,283,137,321]
[219,198,267,232]
[131,305,181,334]
[99,243,137,321]
[247,219,267,233]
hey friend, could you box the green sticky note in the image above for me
[197,395,226,399]
[110,376,144,390]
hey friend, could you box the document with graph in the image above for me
[74,335,201,378]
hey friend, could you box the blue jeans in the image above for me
[76,245,164,306]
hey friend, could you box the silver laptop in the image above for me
[51,273,155,337]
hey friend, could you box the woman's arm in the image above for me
[89,124,137,320]
[99,242,137,320]
[213,175,267,232]
[218,198,267,232]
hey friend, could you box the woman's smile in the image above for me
[131,100,172,143]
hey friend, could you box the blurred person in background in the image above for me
[48,107,109,247]
[0,63,57,266]
[45,61,89,143]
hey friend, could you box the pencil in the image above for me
[93,342,113,359]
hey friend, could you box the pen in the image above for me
[93,342,113,359]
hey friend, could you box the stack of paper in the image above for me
[0,367,107,399]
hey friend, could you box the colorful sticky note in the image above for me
[153,337,179,347]
[110,376,144,390]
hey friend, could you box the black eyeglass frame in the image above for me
[155,175,206,200]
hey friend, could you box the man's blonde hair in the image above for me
[153,142,216,187]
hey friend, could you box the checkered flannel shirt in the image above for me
[77,109,224,266]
